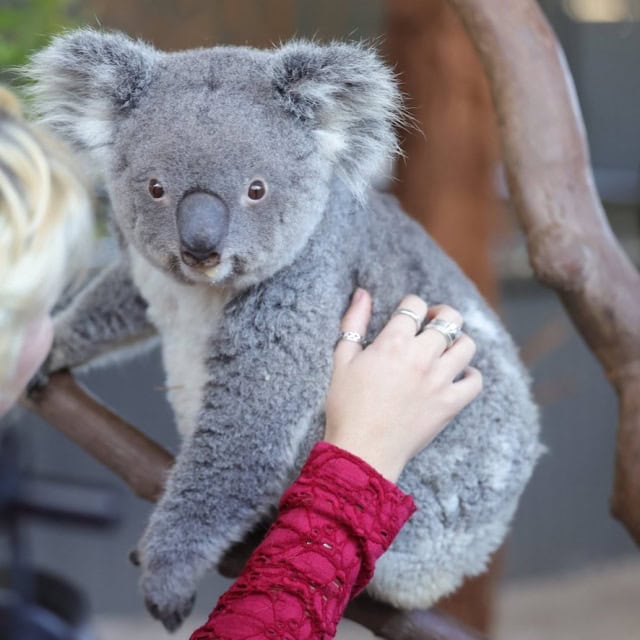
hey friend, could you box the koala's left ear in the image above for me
[273,41,403,199]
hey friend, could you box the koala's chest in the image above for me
[129,252,227,438]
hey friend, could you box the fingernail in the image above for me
[353,288,365,302]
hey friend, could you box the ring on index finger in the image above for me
[392,307,423,335]
[423,318,462,348]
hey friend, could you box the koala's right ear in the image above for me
[25,29,158,162]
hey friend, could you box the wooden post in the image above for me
[385,0,504,632]
[385,0,501,304]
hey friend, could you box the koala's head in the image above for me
[27,30,401,289]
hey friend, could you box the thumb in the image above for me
[333,288,372,368]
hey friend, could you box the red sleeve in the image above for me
[190,442,416,640]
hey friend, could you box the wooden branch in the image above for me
[24,372,485,640]
[345,596,486,640]
[446,0,640,545]
[24,371,173,502]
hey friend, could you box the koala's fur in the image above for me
[28,30,541,630]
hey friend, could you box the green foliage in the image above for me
[0,0,77,80]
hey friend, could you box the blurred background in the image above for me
[1,1,639,638]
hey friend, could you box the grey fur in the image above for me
[45,261,156,373]
[28,29,541,631]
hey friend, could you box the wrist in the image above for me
[322,434,405,483]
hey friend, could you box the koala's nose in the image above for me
[177,191,229,267]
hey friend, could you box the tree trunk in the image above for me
[385,0,504,633]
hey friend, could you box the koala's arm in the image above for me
[45,260,156,374]
[137,279,346,630]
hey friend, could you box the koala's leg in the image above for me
[44,260,156,375]
[136,284,343,631]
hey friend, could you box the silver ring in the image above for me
[338,331,368,345]
[393,307,423,335]
[424,318,462,348]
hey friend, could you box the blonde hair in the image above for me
[0,87,93,386]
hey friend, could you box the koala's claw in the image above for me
[140,550,198,632]
[26,369,50,397]
[144,592,196,632]
[128,548,141,566]
[26,349,67,398]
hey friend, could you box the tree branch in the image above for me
[24,371,172,502]
[445,0,640,545]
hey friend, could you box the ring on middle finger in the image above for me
[424,317,462,348]
[392,307,423,335]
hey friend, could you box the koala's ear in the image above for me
[25,29,158,162]
[273,41,403,199]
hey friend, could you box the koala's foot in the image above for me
[140,559,197,632]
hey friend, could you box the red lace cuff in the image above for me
[191,442,415,640]
[279,442,416,595]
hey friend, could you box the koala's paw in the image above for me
[140,562,197,632]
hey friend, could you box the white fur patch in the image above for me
[369,515,511,608]
[129,250,228,438]
[463,304,501,343]
[315,128,347,161]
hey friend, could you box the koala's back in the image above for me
[353,190,541,607]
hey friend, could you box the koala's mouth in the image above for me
[175,253,241,286]
[181,250,221,271]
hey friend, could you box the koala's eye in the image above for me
[148,179,165,199]
[247,180,266,201]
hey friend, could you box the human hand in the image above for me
[324,289,482,483]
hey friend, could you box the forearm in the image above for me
[191,442,416,640]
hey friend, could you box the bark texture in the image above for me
[24,371,172,502]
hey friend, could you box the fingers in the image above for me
[424,304,464,331]
[377,294,428,342]
[336,293,473,385]
[438,333,477,381]
[421,367,482,446]
[334,288,372,367]
[451,366,483,405]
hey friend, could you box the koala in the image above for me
[27,29,541,631]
